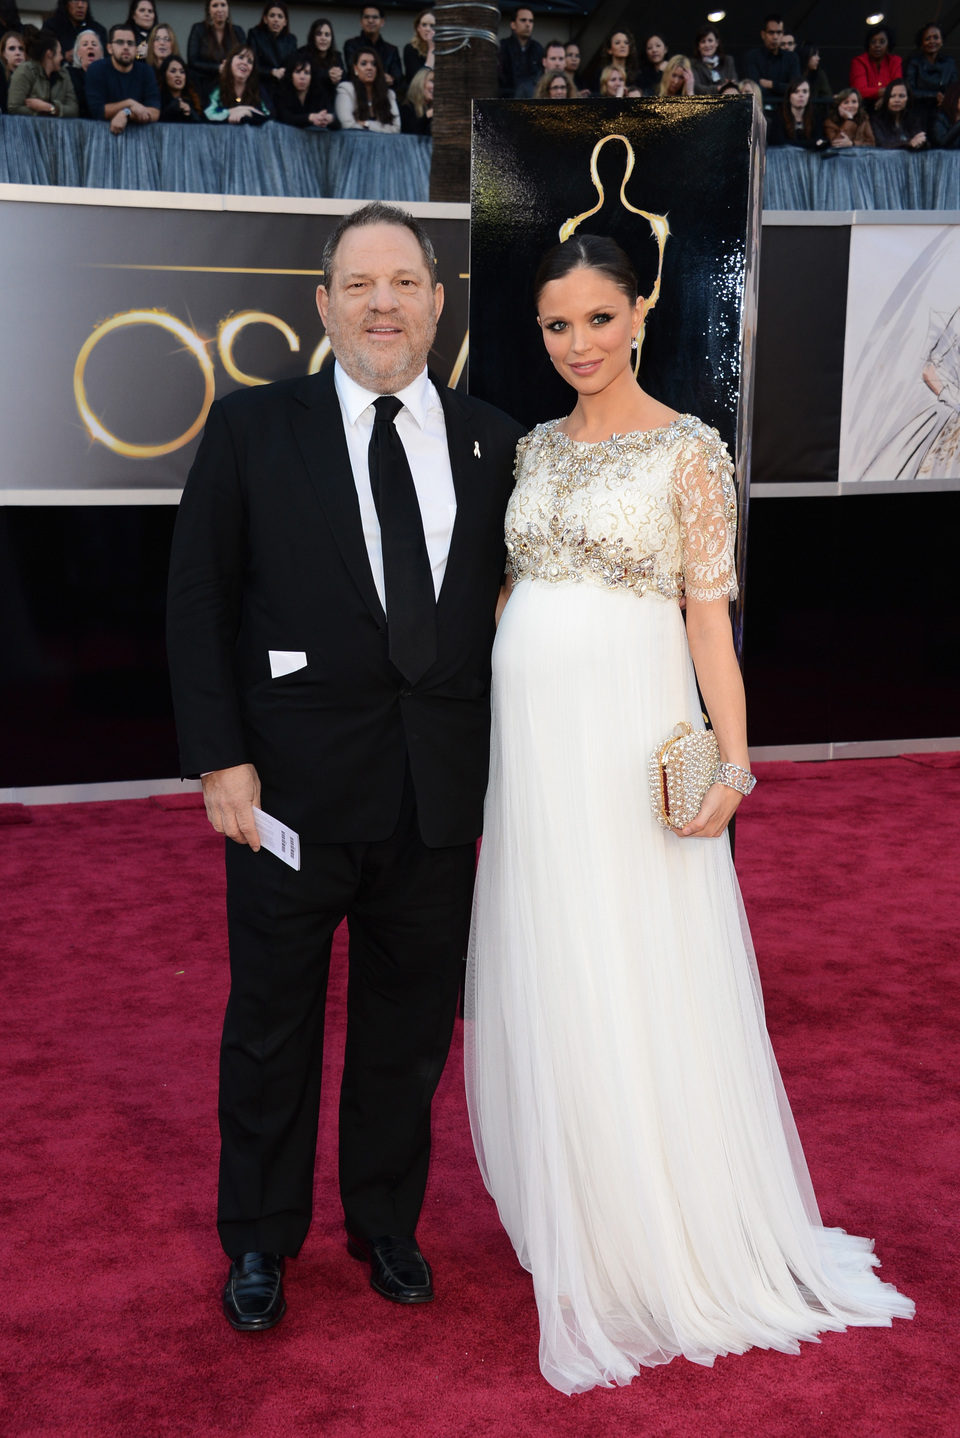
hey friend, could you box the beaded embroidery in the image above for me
[505,415,739,603]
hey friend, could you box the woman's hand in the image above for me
[228,105,257,123]
[25,97,55,114]
[328,64,343,84]
[909,130,926,148]
[676,782,742,839]
[923,360,944,396]
[309,109,332,126]
[831,131,853,147]
[272,66,285,80]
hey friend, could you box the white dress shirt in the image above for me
[334,361,456,609]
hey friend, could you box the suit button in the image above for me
[400,688,412,698]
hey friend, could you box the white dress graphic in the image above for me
[465,417,914,1395]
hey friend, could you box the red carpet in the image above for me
[2,758,957,1437]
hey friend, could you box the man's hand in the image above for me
[110,110,129,133]
[129,100,152,122]
[201,763,263,849]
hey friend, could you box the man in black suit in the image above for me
[342,3,403,89]
[167,202,523,1332]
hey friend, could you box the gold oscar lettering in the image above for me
[75,309,468,457]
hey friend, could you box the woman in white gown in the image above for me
[464,236,914,1395]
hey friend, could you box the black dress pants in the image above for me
[217,775,476,1258]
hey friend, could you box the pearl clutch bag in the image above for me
[649,721,720,831]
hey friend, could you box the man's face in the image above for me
[361,7,382,39]
[780,33,795,52]
[511,10,533,41]
[109,30,137,69]
[761,20,783,54]
[317,222,444,393]
[543,44,565,74]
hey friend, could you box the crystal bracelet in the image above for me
[715,762,757,797]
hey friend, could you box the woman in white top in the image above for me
[335,45,399,131]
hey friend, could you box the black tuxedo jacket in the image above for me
[166,366,524,847]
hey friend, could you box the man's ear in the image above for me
[316,284,328,326]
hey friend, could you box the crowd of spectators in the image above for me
[2,5,959,159]
[0,1,435,133]
[496,8,960,153]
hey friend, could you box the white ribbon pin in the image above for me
[474,441,481,458]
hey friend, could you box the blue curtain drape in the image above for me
[0,117,957,208]
[0,117,432,200]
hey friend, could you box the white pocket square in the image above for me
[269,650,307,678]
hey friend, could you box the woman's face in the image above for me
[75,32,102,65]
[133,1,156,29]
[354,51,377,85]
[921,27,941,58]
[538,267,642,397]
[208,0,229,25]
[609,33,630,60]
[887,83,907,112]
[67,0,88,21]
[47,41,63,69]
[416,13,435,44]
[423,70,433,102]
[838,93,859,119]
[667,65,685,94]
[645,35,666,65]
[265,7,285,35]
[314,23,332,52]
[698,31,718,59]
[291,61,310,92]
[603,69,625,97]
[2,35,26,69]
[565,44,579,74]
[152,26,173,59]
[230,48,254,86]
[790,81,810,108]
[868,31,889,59]
[166,57,186,90]
[547,75,567,98]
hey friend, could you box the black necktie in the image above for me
[367,395,438,685]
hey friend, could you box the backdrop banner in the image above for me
[0,198,469,493]
[840,224,960,485]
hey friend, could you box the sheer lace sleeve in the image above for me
[672,423,739,602]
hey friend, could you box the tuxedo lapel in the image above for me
[288,368,386,628]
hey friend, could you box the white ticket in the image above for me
[252,806,301,871]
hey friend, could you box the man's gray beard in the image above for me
[327,321,437,394]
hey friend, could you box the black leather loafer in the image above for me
[223,1252,286,1331]
[346,1233,434,1303]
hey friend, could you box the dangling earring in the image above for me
[631,336,638,352]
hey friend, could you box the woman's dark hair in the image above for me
[914,22,942,52]
[218,42,261,107]
[256,1,288,35]
[31,27,61,62]
[694,25,725,61]
[307,17,337,64]
[350,45,392,125]
[782,74,812,138]
[534,235,638,308]
[158,51,201,109]
[875,76,912,116]
[603,28,638,73]
[204,0,238,55]
[865,23,895,50]
[276,46,322,106]
[125,0,156,28]
[54,0,96,16]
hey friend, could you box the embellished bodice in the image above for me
[505,415,739,604]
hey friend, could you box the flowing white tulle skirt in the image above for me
[464,580,913,1395]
